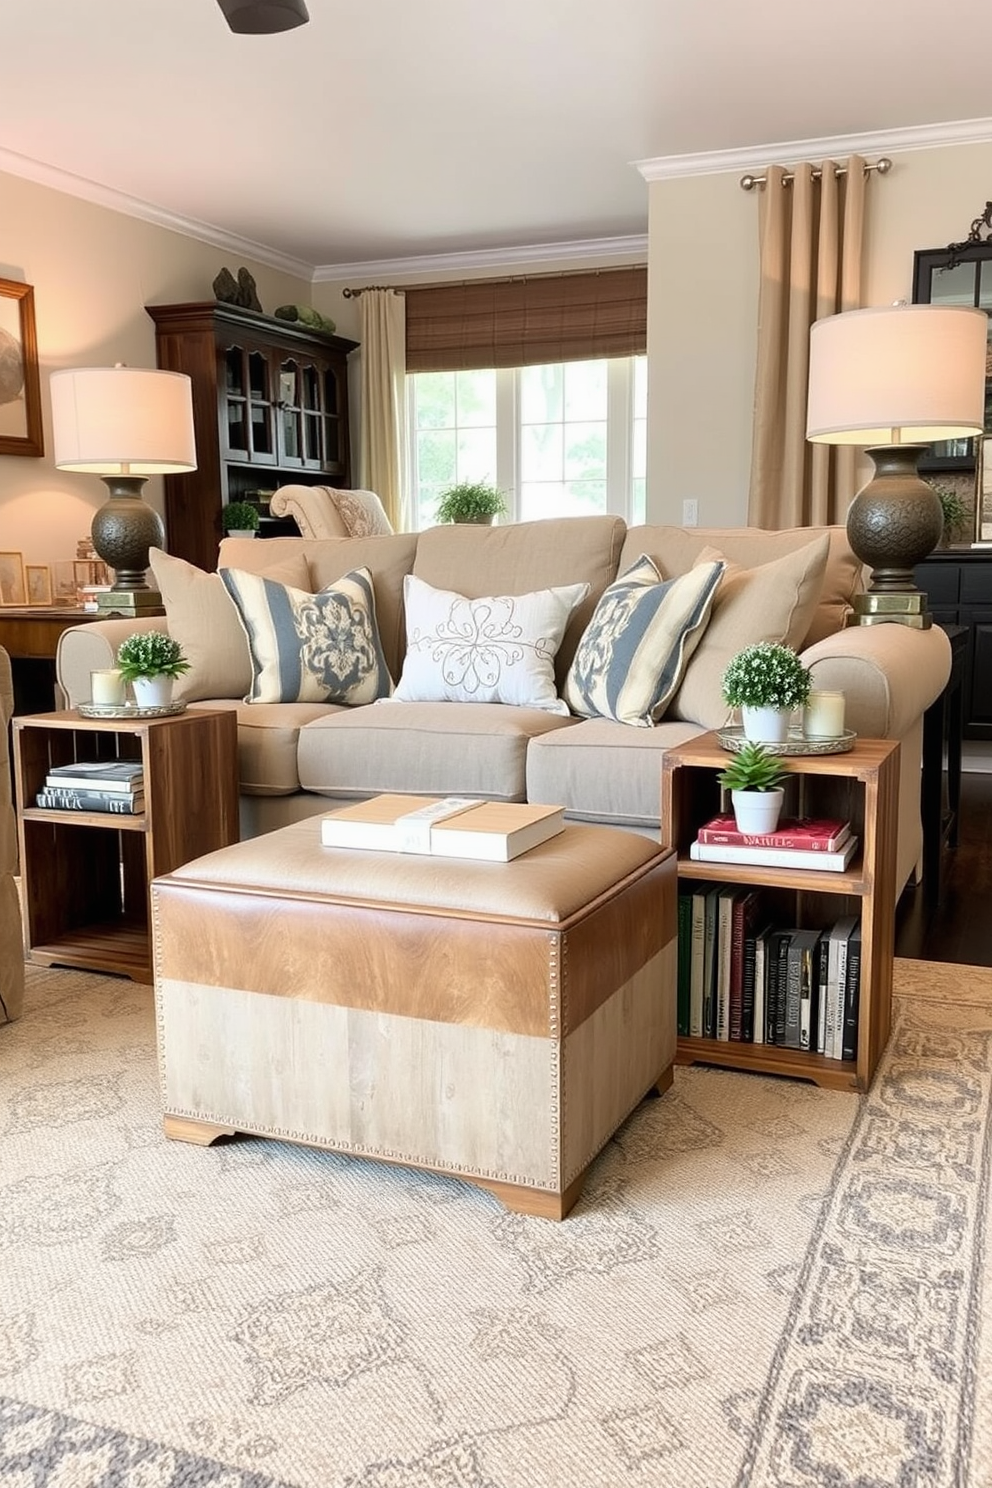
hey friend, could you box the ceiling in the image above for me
[3,0,992,278]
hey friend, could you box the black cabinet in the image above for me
[915,551,992,737]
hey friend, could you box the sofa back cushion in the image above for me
[413,516,626,685]
[619,524,862,648]
[220,532,418,685]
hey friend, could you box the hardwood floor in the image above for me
[895,769,992,966]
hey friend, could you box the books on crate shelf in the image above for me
[321,794,565,861]
[689,836,857,872]
[695,815,851,852]
[45,761,144,794]
[676,897,862,1061]
[36,788,144,815]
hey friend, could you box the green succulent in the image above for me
[116,631,190,682]
[717,742,788,793]
[721,642,811,710]
[435,481,508,524]
[929,482,969,542]
[222,500,260,532]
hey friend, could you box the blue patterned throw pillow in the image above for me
[562,554,724,727]
[220,565,393,705]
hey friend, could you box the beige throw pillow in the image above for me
[149,547,310,702]
[668,534,830,729]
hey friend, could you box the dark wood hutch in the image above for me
[147,301,358,571]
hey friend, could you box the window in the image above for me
[408,356,647,530]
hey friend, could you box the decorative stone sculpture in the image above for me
[274,304,337,335]
[212,266,262,313]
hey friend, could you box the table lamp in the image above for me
[806,303,987,627]
[50,365,196,617]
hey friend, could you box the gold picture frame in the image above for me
[25,563,52,606]
[0,551,27,605]
[0,280,44,457]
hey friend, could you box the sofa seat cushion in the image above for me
[526,717,704,829]
[297,702,579,802]
[190,698,342,796]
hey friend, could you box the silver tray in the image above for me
[78,701,187,720]
[717,726,856,757]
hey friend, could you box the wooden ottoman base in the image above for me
[151,820,677,1219]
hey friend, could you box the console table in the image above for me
[0,608,101,714]
[921,623,967,903]
[914,550,992,739]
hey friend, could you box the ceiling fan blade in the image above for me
[216,0,309,33]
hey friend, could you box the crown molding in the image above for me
[634,117,992,182]
[312,234,649,284]
[0,145,315,280]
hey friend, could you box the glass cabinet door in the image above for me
[222,344,275,463]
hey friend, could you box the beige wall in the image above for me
[0,169,310,579]
[645,139,992,529]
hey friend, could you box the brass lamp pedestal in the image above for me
[844,445,942,629]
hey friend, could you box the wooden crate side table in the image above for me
[661,733,899,1093]
[13,708,239,983]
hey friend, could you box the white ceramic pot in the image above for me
[131,675,174,708]
[731,787,785,836]
[741,705,791,743]
[226,529,257,539]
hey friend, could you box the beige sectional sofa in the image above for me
[56,515,952,897]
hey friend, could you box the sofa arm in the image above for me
[800,623,951,740]
[56,618,171,709]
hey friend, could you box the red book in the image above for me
[696,815,851,851]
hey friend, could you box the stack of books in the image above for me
[36,760,145,815]
[675,886,861,1060]
[321,794,565,861]
[688,814,857,871]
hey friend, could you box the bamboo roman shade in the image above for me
[404,267,647,372]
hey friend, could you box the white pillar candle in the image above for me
[803,690,846,738]
[90,668,126,707]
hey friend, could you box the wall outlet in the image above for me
[682,499,698,527]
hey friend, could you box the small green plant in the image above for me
[929,482,969,544]
[717,742,788,793]
[721,642,812,711]
[116,631,190,682]
[222,500,260,533]
[435,481,508,524]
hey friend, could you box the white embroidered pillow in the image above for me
[393,574,590,715]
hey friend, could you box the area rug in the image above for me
[1,958,991,1487]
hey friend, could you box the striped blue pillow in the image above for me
[220,565,393,705]
[563,555,724,727]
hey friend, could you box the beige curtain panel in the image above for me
[359,288,408,531]
[405,267,647,373]
[748,156,868,529]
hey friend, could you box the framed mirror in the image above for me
[913,242,992,473]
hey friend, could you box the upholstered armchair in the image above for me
[0,646,24,1023]
[269,484,393,539]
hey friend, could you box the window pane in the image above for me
[455,369,496,426]
[521,364,563,423]
[564,360,607,420]
[456,427,498,480]
[633,356,647,418]
[520,481,569,521]
[414,372,456,429]
[930,262,978,306]
[416,429,456,487]
[521,422,564,482]
[631,478,646,524]
[565,422,606,481]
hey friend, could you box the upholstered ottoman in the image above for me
[151,819,676,1219]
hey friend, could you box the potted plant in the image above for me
[435,481,508,525]
[116,630,190,708]
[717,741,788,834]
[929,481,969,547]
[222,500,261,538]
[722,641,812,743]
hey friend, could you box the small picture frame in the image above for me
[0,551,26,605]
[25,563,52,606]
[52,560,79,605]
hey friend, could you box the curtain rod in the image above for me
[740,156,893,191]
[342,263,646,297]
